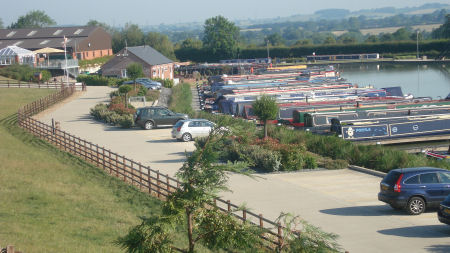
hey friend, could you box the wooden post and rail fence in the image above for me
[0,80,86,91]
[15,86,295,251]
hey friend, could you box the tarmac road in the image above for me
[37,87,450,252]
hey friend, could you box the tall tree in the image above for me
[180,38,203,49]
[122,23,144,47]
[126,62,144,80]
[252,95,278,138]
[203,16,240,60]
[266,33,285,46]
[432,14,450,39]
[117,129,262,252]
[10,10,56,28]
[144,32,176,60]
[86,19,113,33]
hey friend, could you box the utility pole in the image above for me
[416,31,419,59]
[266,39,270,63]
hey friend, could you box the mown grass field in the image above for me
[0,88,196,252]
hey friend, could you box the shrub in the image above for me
[237,144,281,172]
[90,102,135,128]
[76,74,121,86]
[146,90,160,102]
[169,83,193,114]
[0,64,51,82]
[119,114,134,128]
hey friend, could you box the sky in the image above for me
[1,0,448,27]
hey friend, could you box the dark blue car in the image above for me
[378,167,450,215]
[438,194,450,224]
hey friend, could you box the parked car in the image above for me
[171,119,215,142]
[378,167,450,215]
[438,194,450,225]
[122,79,161,90]
[134,106,188,130]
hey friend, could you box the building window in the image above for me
[27,31,37,36]
[74,29,84,35]
[121,69,127,78]
[53,29,63,35]
[6,31,16,37]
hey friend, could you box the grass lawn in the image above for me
[0,75,14,81]
[0,89,197,252]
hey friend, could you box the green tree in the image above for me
[365,35,379,43]
[144,32,176,60]
[126,62,144,80]
[0,18,3,29]
[432,14,450,39]
[266,33,285,46]
[253,95,278,138]
[122,23,144,47]
[117,129,262,252]
[180,38,203,49]
[203,16,240,60]
[86,19,114,33]
[10,10,56,28]
[323,36,336,45]
[392,28,412,41]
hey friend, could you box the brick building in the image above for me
[100,45,174,80]
[0,26,112,60]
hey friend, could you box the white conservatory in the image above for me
[0,46,35,66]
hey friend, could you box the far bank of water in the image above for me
[338,62,450,99]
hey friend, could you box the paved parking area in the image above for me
[37,87,450,252]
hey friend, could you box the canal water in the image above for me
[338,62,450,99]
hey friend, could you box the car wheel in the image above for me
[144,121,155,130]
[182,133,192,142]
[407,197,425,215]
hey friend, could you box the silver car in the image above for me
[171,119,215,142]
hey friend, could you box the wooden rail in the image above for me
[0,80,86,91]
[16,87,289,250]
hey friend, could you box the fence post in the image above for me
[123,157,126,182]
[8,79,9,88]
[95,144,99,166]
[6,245,15,253]
[259,214,264,228]
[102,147,106,169]
[227,200,231,212]
[166,174,170,193]
[157,171,160,199]
[139,163,143,190]
[108,150,112,174]
[243,209,247,222]
[115,154,119,178]
[147,168,152,195]
[277,222,283,251]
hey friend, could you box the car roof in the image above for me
[391,167,447,174]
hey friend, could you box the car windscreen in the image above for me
[382,171,401,186]
[174,121,184,127]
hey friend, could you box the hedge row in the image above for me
[0,64,51,82]
[193,111,449,172]
[76,74,124,86]
[175,40,450,62]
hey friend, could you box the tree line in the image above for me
[3,10,450,63]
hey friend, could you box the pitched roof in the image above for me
[0,26,98,49]
[127,45,173,66]
[0,46,34,57]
